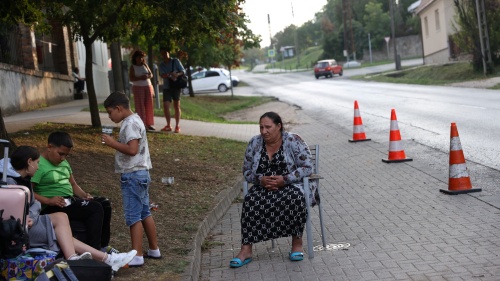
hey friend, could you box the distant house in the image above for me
[416,0,460,64]
[280,46,295,58]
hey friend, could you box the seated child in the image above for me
[31,131,114,252]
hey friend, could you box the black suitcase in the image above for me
[67,259,112,281]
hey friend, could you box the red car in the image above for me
[314,59,343,79]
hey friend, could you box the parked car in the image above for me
[314,59,343,79]
[182,69,232,95]
[343,61,361,68]
[217,68,240,87]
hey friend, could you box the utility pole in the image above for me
[474,0,493,75]
[342,0,355,61]
[389,0,401,70]
[268,14,275,68]
[291,1,300,67]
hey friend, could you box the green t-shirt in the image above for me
[31,156,74,198]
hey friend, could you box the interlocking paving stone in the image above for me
[199,107,500,280]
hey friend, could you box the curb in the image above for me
[181,177,243,281]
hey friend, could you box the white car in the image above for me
[182,69,232,94]
[216,68,239,87]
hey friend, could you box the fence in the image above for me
[0,23,24,67]
[0,22,59,72]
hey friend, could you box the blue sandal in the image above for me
[289,252,304,261]
[229,257,252,268]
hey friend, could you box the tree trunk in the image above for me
[110,41,124,93]
[84,40,102,127]
[185,60,194,97]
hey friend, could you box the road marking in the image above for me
[457,104,486,109]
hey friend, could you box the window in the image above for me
[205,71,220,77]
[424,16,429,37]
[435,9,440,31]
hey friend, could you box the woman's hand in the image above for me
[261,176,284,191]
[27,218,33,229]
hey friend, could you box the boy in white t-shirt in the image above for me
[102,92,161,267]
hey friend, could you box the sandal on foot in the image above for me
[174,126,180,133]
[229,257,252,268]
[161,126,172,132]
[289,252,304,261]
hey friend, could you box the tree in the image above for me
[297,20,323,51]
[363,2,391,50]
[44,0,139,127]
[453,0,499,72]
[148,0,259,96]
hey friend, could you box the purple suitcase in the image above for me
[0,139,31,230]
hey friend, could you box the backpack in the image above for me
[0,209,30,259]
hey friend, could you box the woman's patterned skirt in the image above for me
[241,185,307,245]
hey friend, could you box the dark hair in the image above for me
[48,132,73,148]
[104,91,130,109]
[10,146,40,170]
[159,47,170,53]
[260,111,284,132]
[131,50,146,65]
[73,67,79,73]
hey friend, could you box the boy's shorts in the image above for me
[120,169,152,226]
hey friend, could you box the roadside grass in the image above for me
[351,62,494,85]
[10,121,248,280]
[266,46,322,70]
[96,95,275,123]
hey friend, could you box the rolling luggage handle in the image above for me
[0,138,30,231]
[1,139,9,185]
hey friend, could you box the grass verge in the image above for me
[95,95,275,124]
[10,122,247,280]
[351,61,498,86]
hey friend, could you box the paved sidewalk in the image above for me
[199,109,500,280]
[4,87,260,142]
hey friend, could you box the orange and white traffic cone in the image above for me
[440,123,481,195]
[382,109,412,163]
[348,100,371,142]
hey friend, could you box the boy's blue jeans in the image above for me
[120,170,152,226]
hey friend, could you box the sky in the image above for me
[242,0,327,48]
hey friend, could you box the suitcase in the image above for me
[0,139,31,230]
[67,259,112,281]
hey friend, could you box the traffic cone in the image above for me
[348,100,371,142]
[382,109,412,163]
[440,123,481,195]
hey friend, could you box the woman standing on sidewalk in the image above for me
[129,50,155,131]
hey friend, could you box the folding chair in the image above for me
[242,144,326,258]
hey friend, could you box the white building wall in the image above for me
[75,40,111,98]
[419,0,458,64]
[0,64,73,115]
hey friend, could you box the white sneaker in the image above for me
[68,252,92,260]
[105,250,137,272]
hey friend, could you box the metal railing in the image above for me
[0,23,24,67]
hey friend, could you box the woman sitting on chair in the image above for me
[230,111,316,268]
